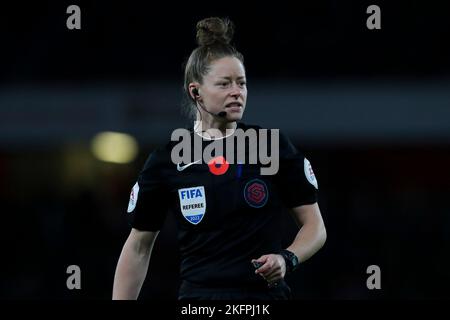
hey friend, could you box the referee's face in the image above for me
[200,56,247,122]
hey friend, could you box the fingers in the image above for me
[251,256,268,273]
[264,268,282,283]
[252,254,285,287]
[252,255,268,265]
[254,258,274,275]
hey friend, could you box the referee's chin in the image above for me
[225,111,244,122]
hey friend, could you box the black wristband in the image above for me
[279,249,299,273]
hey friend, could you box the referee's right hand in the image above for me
[251,254,286,287]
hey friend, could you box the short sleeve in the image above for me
[275,130,319,208]
[127,148,170,231]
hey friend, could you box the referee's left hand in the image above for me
[252,254,286,286]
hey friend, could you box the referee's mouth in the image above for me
[225,102,244,112]
[225,102,243,108]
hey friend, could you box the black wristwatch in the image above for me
[279,249,299,273]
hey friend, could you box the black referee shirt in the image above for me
[127,122,318,288]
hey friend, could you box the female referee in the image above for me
[113,17,327,300]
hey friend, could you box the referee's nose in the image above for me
[229,83,244,100]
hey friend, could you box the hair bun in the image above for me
[196,17,234,47]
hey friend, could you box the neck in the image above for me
[194,113,237,139]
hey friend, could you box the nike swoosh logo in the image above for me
[177,160,201,171]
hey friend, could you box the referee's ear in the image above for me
[188,83,200,100]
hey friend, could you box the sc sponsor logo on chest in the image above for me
[178,186,207,225]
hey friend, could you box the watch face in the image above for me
[281,250,298,271]
[292,255,299,268]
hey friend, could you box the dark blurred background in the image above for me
[1,0,450,299]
